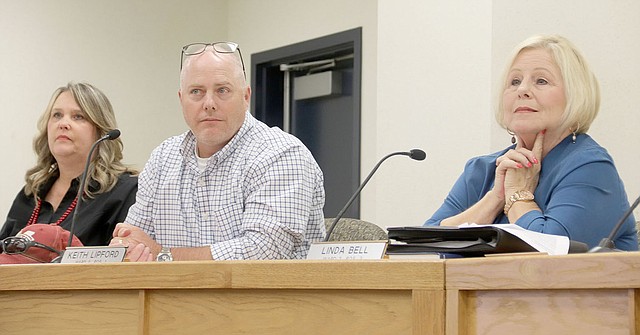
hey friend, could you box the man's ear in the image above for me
[244,86,252,105]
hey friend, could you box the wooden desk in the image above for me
[446,252,640,335]
[0,260,444,335]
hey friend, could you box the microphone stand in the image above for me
[324,149,426,242]
[50,130,121,263]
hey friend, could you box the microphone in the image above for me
[64,129,121,250]
[323,149,426,242]
[588,194,640,253]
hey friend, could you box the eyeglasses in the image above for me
[1,236,61,262]
[180,42,246,79]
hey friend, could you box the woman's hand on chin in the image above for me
[496,130,544,198]
[502,130,545,196]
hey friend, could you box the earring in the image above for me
[571,123,579,144]
[507,129,516,144]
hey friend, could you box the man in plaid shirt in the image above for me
[111,42,325,261]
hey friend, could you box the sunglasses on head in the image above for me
[180,41,246,79]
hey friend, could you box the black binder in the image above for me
[386,225,538,257]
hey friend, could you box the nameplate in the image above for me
[60,246,127,264]
[306,241,387,260]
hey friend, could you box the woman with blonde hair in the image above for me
[425,35,637,250]
[1,82,137,246]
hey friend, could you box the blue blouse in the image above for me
[425,134,638,251]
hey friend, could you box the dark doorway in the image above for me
[251,28,362,219]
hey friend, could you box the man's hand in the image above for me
[109,223,160,262]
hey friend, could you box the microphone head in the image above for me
[409,149,426,161]
[106,129,121,140]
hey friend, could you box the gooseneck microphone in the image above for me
[323,149,426,242]
[64,129,121,250]
[588,194,640,253]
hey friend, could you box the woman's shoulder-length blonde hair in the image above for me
[495,34,600,134]
[25,82,136,199]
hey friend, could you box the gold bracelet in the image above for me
[504,190,535,215]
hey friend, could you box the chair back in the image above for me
[324,218,388,241]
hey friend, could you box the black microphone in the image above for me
[63,129,121,251]
[588,194,640,253]
[323,149,426,242]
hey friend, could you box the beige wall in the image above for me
[375,0,493,226]
[0,0,226,222]
[1,0,639,232]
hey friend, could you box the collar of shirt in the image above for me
[38,175,80,201]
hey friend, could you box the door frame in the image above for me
[250,28,362,218]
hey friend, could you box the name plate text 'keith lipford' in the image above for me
[60,246,127,264]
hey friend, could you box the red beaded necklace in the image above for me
[26,197,78,226]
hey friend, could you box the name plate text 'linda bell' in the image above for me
[60,246,127,264]
[306,241,387,260]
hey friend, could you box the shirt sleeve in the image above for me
[114,176,138,224]
[424,155,497,226]
[124,147,161,238]
[1,189,27,241]
[209,145,323,260]
[514,159,637,250]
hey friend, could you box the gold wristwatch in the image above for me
[504,190,535,215]
[156,247,173,262]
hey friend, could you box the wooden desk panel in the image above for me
[0,260,444,335]
[146,289,415,334]
[0,290,140,335]
[445,252,640,335]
